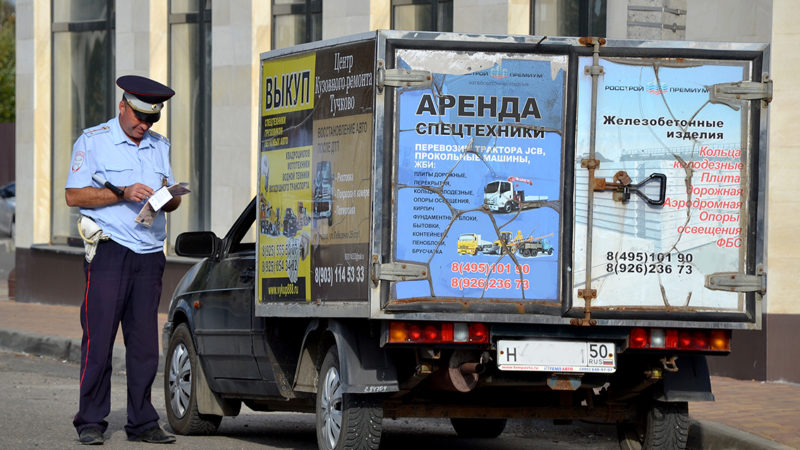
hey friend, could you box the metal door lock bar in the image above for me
[594,171,667,206]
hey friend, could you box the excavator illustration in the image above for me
[481,230,555,257]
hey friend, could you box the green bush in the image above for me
[0,1,15,123]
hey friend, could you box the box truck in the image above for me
[164,31,770,450]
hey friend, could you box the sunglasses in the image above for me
[127,102,160,124]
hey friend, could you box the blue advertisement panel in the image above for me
[573,57,750,311]
[392,50,567,302]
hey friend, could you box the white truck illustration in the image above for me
[483,176,548,213]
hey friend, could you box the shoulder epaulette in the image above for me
[82,125,111,137]
[148,130,170,145]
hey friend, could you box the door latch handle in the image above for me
[594,171,666,206]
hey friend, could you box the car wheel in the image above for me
[164,323,222,435]
[316,345,382,450]
[617,401,690,450]
[450,418,507,438]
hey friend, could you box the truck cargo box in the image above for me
[255,31,768,330]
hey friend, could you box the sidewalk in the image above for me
[0,285,797,449]
[0,280,169,371]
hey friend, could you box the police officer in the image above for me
[65,75,180,445]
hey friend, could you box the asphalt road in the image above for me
[0,349,620,449]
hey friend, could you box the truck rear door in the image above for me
[570,42,769,325]
[382,35,570,316]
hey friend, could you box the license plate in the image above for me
[497,339,616,373]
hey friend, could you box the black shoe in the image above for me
[128,426,176,444]
[78,427,104,445]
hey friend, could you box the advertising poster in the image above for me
[393,50,567,302]
[310,41,374,301]
[258,41,375,304]
[573,57,749,311]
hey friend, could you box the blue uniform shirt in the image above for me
[66,116,176,254]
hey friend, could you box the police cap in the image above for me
[116,75,175,123]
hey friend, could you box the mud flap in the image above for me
[195,358,242,416]
[294,320,399,394]
[656,355,714,402]
[329,320,399,394]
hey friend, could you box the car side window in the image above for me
[240,219,256,247]
[228,198,257,254]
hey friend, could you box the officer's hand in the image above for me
[123,183,155,203]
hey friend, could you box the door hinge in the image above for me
[376,60,432,92]
[705,266,766,294]
[707,77,772,110]
[371,260,428,283]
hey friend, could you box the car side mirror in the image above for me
[175,231,224,259]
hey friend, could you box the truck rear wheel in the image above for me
[450,418,507,438]
[164,323,222,435]
[316,345,383,450]
[618,401,690,450]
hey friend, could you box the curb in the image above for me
[688,420,793,450]
[0,328,164,372]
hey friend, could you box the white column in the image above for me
[115,0,169,135]
[686,0,771,42]
[766,0,800,318]
[606,0,628,39]
[210,0,271,235]
[15,0,51,248]
[323,0,374,39]
[454,0,530,35]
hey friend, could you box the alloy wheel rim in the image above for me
[168,343,192,418]
[320,365,343,449]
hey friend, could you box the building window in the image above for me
[51,0,115,246]
[168,0,212,251]
[392,0,453,32]
[532,0,606,37]
[273,0,322,48]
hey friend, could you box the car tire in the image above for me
[316,345,383,450]
[450,418,507,438]
[643,401,690,449]
[164,323,222,435]
[617,401,690,450]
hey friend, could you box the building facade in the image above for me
[15,0,798,382]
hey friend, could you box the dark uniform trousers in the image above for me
[72,239,165,437]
